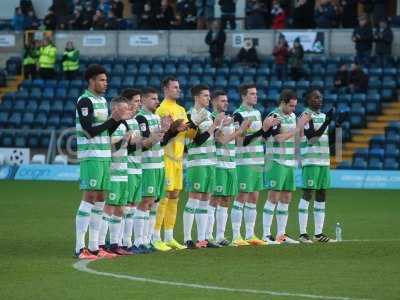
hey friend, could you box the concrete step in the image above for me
[344,142,369,150]
[382,108,400,115]
[376,115,400,122]
[368,122,388,129]
[361,128,385,135]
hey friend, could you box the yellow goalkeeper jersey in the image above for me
[156,98,188,163]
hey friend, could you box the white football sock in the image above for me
[148,204,158,242]
[231,201,244,240]
[314,201,326,235]
[122,207,134,248]
[196,200,209,241]
[133,209,146,247]
[183,198,199,242]
[109,215,122,245]
[216,206,228,241]
[298,198,310,235]
[205,205,216,240]
[276,202,289,236]
[88,201,105,251]
[142,211,150,245]
[75,200,93,253]
[244,202,257,239]
[98,212,111,246]
[263,200,276,237]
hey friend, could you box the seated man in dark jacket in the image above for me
[334,64,349,91]
[352,15,373,66]
[349,63,369,92]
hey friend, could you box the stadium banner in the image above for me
[0,148,30,165]
[0,34,15,47]
[280,31,325,54]
[83,35,106,47]
[14,164,79,181]
[0,164,17,179]
[129,35,159,46]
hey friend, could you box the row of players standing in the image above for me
[74,64,341,259]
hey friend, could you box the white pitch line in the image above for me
[343,239,400,243]
[73,260,370,300]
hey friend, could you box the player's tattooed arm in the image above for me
[77,97,120,138]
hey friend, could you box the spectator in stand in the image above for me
[314,0,338,28]
[111,0,124,19]
[237,38,260,67]
[20,0,34,16]
[62,41,80,80]
[176,0,197,29]
[271,0,286,29]
[130,0,146,29]
[156,0,176,30]
[139,1,157,29]
[12,7,25,31]
[24,10,40,30]
[69,9,84,30]
[339,0,358,28]
[372,0,386,26]
[272,34,289,80]
[219,0,236,30]
[292,0,315,29]
[245,0,267,29]
[38,37,57,80]
[97,0,111,16]
[196,0,215,29]
[92,9,106,29]
[23,40,39,80]
[105,10,119,29]
[349,63,369,92]
[72,0,84,12]
[81,3,95,29]
[288,37,304,81]
[205,20,226,67]
[334,64,349,91]
[374,19,393,66]
[52,0,71,27]
[43,8,57,30]
[352,15,373,67]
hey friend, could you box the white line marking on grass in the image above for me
[73,260,370,300]
[343,239,400,242]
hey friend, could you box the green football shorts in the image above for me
[79,160,110,191]
[142,168,166,198]
[302,165,331,190]
[213,167,238,197]
[187,166,215,193]
[107,180,129,206]
[127,173,142,204]
[237,165,264,193]
[265,160,296,191]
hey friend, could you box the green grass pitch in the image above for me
[1,180,399,300]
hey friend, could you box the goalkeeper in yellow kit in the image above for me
[152,76,190,250]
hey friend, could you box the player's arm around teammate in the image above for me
[74,64,131,259]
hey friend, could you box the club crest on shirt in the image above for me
[148,186,154,194]
[109,193,116,200]
[307,179,314,187]
[240,183,246,190]
[81,107,89,117]
[216,185,223,192]
[89,179,97,187]
[194,183,200,190]
[140,123,147,132]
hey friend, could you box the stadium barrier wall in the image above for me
[6,164,400,189]
[2,29,400,60]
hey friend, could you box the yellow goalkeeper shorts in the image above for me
[164,159,183,192]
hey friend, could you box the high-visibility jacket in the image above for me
[23,47,38,66]
[38,44,57,69]
[62,49,79,72]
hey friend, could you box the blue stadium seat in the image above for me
[190,64,203,76]
[382,78,396,89]
[230,65,244,76]
[9,112,22,127]
[109,76,122,88]
[55,87,67,99]
[52,100,64,114]
[138,64,151,75]
[326,64,338,76]
[385,132,400,145]
[228,76,241,89]
[0,112,9,127]
[21,112,34,127]
[227,89,240,103]
[27,132,40,148]
[177,75,188,87]
[126,64,138,76]
[135,76,148,88]
[148,77,161,87]
[58,80,69,88]
[30,87,42,100]
[164,64,176,75]
[38,100,50,114]
[269,80,282,90]
[151,64,164,76]
[1,132,14,147]
[215,76,227,89]
[267,90,279,102]
[43,87,54,100]
[203,66,216,76]
[15,89,29,101]
[369,68,383,77]
[256,66,270,77]
[188,76,201,87]
[33,112,47,128]
[177,64,189,76]
[68,88,80,100]
[216,67,229,76]
[368,158,383,170]
[283,81,296,89]
[21,79,32,89]
[32,79,45,88]
[113,64,125,76]
[60,115,74,128]
[385,144,399,159]
[383,158,399,170]
[0,99,13,113]
[386,121,400,135]
[381,89,394,101]
[369,135,385,148]
[47,115,60,128]
[70,80,84,89]
[353,158,367,170]
[310,80,324,89]
[369,148,384,160]
[45,80,57,88]
[255,77,268,89]
[383,67,397,76]
[324,77,335,89]
[350,114,364,129]
[14,134,27,148]
[324,93,338,104]
[336,160,352,169]
[122,77,135,88]
[202,75,214,86]
[296,80,310,90]
[354,148,369,160]
[242,75,254,84]
[352,93,366,103]
[14,100,26,112]
[40,133,51,148]
[369,78,382,89]
[243,68,256,77]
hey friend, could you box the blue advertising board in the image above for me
[14,164,79,181]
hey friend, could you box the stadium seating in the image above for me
[0,55,399,168]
